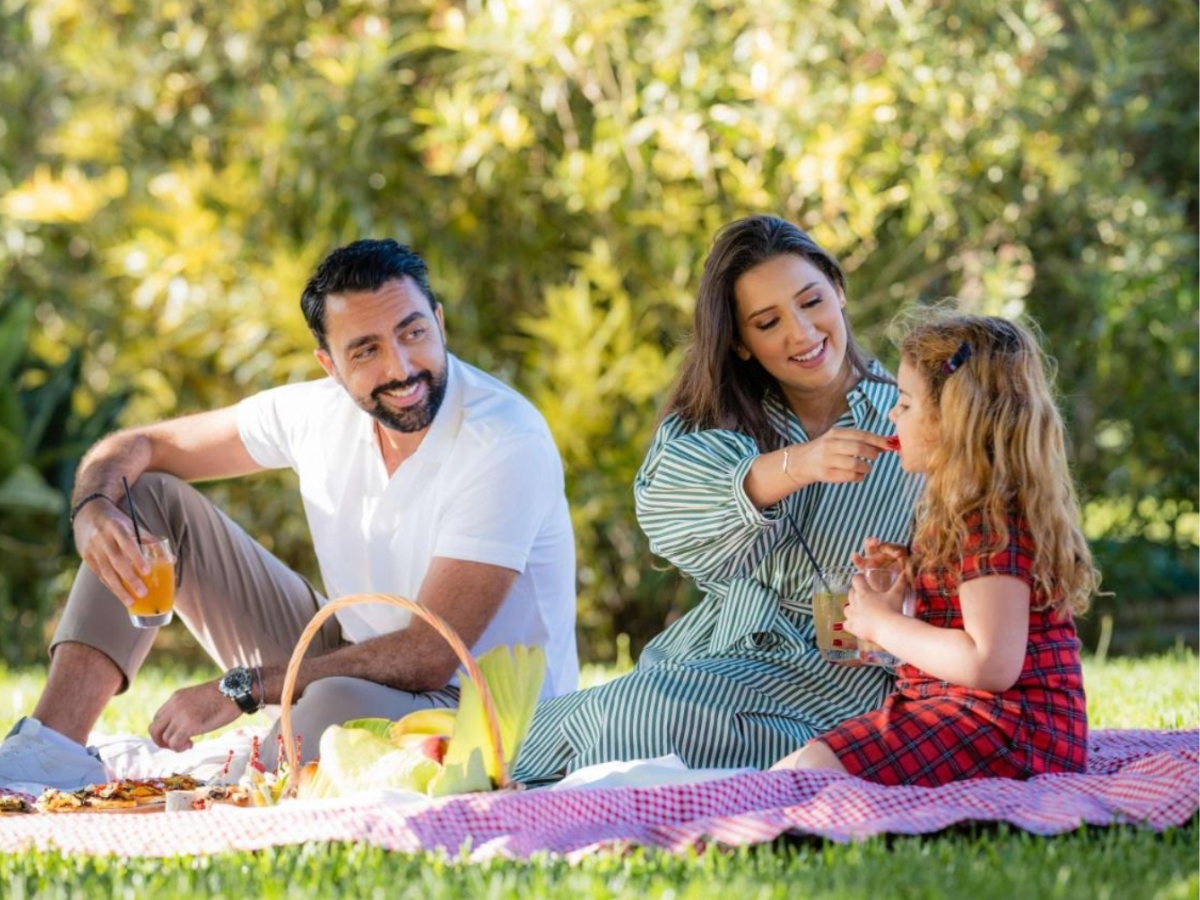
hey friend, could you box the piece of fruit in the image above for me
[317,725,439,796]
[885,435,901,452]
[387,708,457,742]
[394,732,451,764]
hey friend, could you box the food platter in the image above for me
[1,781,255,814]
[30,775,209,814]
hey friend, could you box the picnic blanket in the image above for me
[0,729,1194,860]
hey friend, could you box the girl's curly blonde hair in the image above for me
[897,311,1099,615]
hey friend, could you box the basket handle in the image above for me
[278,593,509,794]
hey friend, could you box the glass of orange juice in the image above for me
[125,537,177,628]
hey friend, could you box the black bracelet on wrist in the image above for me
[69,492,113,525]
[254,665,266,711]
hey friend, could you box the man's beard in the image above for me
[366,366,449,434]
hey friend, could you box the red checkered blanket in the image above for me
[0,729,1194,859]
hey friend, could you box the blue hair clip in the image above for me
[942,341,972,375]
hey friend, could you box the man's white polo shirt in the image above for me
[235,354,579,699]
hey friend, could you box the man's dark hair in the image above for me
[301,239,438,349]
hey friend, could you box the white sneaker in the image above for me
[0,717,109,793]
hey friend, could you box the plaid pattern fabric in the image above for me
[820,512,1088,786]
[0,730,1193,859]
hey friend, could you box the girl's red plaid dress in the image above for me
[818,511,1088,787]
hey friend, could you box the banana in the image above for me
[388,708,457,742]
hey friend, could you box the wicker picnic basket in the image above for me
[277,593,510,797]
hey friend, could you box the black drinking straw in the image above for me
[121,476,143,546]
[786,515,832,594]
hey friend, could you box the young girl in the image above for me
[772,313,1099,785]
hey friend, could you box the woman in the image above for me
[512,215,923,782]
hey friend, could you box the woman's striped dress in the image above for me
[513,368,924,783]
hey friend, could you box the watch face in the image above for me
[221,667,253,697]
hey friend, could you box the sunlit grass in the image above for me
[0,657,221,737]
[0,821,1195,900]
[1084,647,1200,730]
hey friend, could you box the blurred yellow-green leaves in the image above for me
[0,0,1195,661]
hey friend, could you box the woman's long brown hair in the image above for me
[662,215,883,451]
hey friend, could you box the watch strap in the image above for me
[220,666,262,714]
[232,687,259,714]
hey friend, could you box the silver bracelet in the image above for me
[781,447,802,487]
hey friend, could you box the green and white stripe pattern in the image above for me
[514,365,924,783]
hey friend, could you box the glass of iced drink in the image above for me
[858,567,903,666]
[123,536,177,628]
[812,565,860,665]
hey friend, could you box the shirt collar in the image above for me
[763,359,895,440]
[849,360,895,422]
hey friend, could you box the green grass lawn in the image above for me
[1,649,1197,900]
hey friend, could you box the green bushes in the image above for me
[0,0,1194,660]
[0,298,128,663]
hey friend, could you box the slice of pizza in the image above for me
[0,795,33,814]
[36,788,89,812]
[105,780,165,805]
[159,774,203,792]
[83,794,139,811]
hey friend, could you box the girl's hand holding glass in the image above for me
[850,537,909,574]
[843,568,908,647]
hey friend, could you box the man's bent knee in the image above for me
[129,472,199,527]
[294,676,374,716]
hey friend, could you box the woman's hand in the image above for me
[784,428,894,487]
[73,500,155,608]
[842,570,908,645]
[744,429,893,510]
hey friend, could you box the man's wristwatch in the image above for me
[218,666,262,714]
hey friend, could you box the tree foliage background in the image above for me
[0,0,1195,663]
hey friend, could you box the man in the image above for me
[0,239,578,790]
